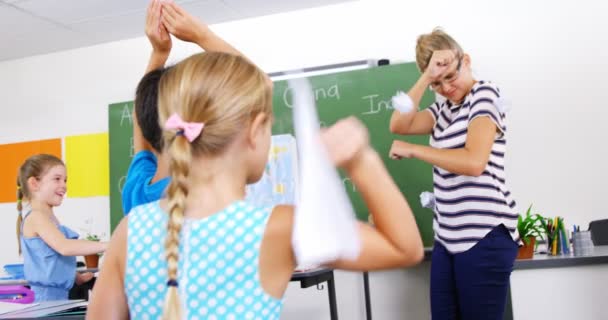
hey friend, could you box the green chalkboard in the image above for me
[108,62,435,246]
[108,101,134,233]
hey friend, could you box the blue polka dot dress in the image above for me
[124,200,283,319]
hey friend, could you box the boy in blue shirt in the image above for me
[122,0,249,214]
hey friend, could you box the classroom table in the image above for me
[290,268,338,320]
[353,245,606,320]
[0,269,98,287]
[505,245,608,320]
[0,268,340,319]
[513,244,608,269]
[360,247,434,320]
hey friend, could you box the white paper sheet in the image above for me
[289,77,361,267]
[0,302,38,316]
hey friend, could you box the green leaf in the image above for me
[517,205,548,241]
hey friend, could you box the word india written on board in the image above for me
[361,94,395,115]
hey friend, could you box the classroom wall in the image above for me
[1,0,607,318]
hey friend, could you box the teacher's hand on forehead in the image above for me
[425,50,459,80]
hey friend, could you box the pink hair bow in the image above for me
[164,113,204,142]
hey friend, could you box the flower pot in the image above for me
[517,236,536,259]
[84,254,99,268]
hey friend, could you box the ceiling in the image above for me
[0,0,350,62]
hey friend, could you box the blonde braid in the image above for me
[162,135,192,320]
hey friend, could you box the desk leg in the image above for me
[363,271,372,320]
[328,271,338,320]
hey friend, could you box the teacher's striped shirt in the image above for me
[427,81,519,253]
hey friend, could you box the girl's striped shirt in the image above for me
[427,81,519,253]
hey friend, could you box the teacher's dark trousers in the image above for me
[430,224,518,320]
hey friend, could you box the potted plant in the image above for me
[516,205,546,259]
[84,234,101,268]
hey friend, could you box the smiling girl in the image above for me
[16,154,107,301]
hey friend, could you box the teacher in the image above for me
[388,28,519,320]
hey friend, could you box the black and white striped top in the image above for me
[427,81,519,253]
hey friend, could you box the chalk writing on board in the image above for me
[120,104,132,126]
[361,94,394,116]
[129,137,134,158]
[282,84,341,108]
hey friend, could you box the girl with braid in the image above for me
[88,52,424,319]
[16,154,107,301]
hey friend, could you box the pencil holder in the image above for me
[572,231,594,257]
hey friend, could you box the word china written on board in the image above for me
[281,83,395,118]
[282,83,341,109]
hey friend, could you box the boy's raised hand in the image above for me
[145,0,171,54]
[161,2,210,45]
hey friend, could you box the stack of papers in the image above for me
[0,302,38,316]
[0,300,87,319]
